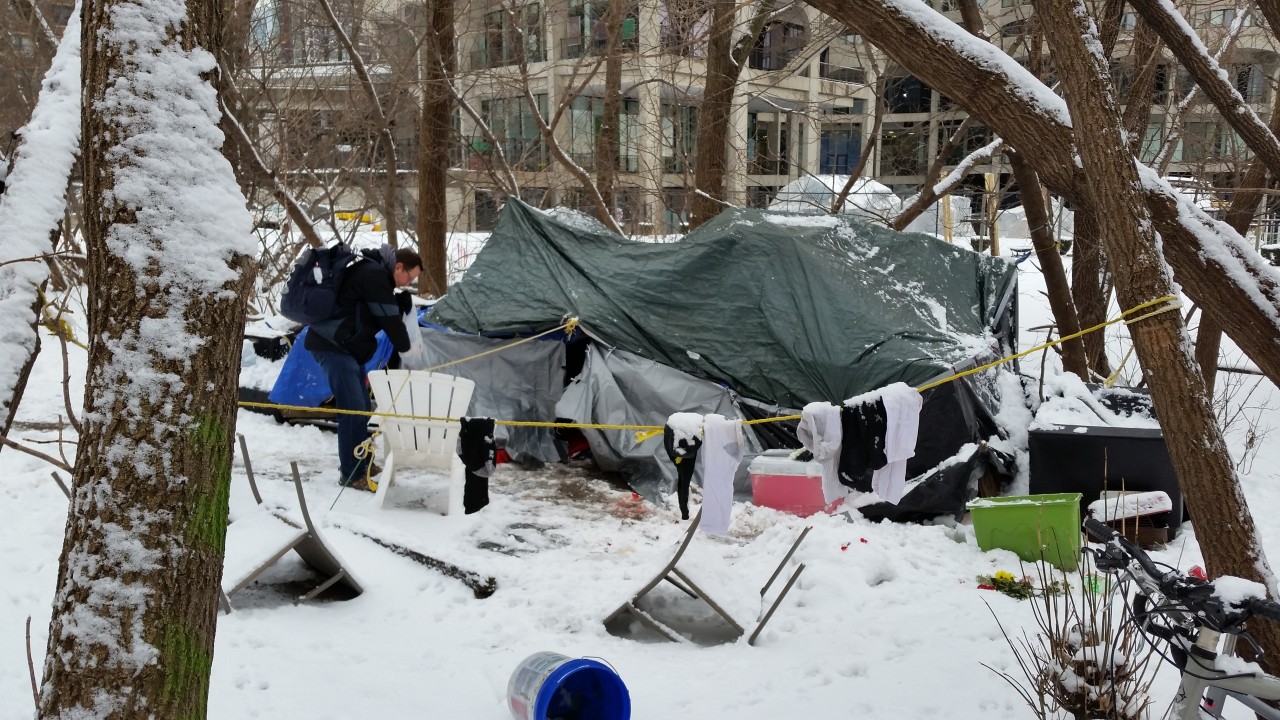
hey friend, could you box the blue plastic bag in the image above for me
[267,327,395,407]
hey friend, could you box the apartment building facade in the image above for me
[230,0,1280,237]
[447,0,1280,235]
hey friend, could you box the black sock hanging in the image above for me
[458,417,496,514]
[663,425,702,520]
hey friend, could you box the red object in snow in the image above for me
[978,584,997,591]
[860,538,868,544]
[495,448,511,464]
[1189,565,1208,581]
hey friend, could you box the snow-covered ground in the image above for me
[2,243,1279,719]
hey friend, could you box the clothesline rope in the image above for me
[239,295,1181,443]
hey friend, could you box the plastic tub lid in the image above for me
[748,452,823,477]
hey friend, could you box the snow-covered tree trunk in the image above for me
[0,1,81,446]
[1034,0,1280,677]
[37,0,255,714]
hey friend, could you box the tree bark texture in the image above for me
[1070,210,1113,379]
[687,0,737,229]
[1035,0,1280,675]
[594,0,624,225]
[1200,81,1280,393]
[418,0,454,297]
[38,0,255,715]
[1009,151,1087,379]
[802,0,1280,394]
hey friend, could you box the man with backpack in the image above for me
[302,244,423,491]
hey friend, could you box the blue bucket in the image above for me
[507,651,631,720]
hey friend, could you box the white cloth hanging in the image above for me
[797,401,844,504]
[700,414,742,535]
[872,382,922,504]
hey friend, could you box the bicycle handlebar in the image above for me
[1082,517,1280,635]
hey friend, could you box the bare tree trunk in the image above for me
[594,0,624,226]
[1009,151,1087,379]
[688,0,773,229]
[687,0,737,229]
[1035,0,1280,677]
[38,0,255,714]
[1120,20,1162,150]
[418,0,454,297]
[1070,210,1113,379]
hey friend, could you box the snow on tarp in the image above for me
[428,198,1018,410]
[768,175,970,237]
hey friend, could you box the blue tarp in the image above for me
[267,327,394,407]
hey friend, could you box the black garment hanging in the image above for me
[837,399,889,493]
[457,416,496,514]
[663,425,703,520]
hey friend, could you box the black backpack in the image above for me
[279,242,362,326]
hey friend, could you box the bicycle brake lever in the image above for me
[1239,631,1265,660]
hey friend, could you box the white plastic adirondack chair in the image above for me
[367,369,476,513]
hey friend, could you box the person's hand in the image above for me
[396,290,414,316]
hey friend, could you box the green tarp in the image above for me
[428,199,1018,409]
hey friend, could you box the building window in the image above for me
[880,122,927,176]
[820,123,861,175]
[568,96,640,172]
[748,113,790,176]
[818,48,865,84]
[1217,128,1254,160]
[478,3,543,69]
[1232,64,1265,103]
[662,188,689,233]
[1179,121,1216,163]
[747,186,779,208]
[1195,8,1247,27]
[999,17,1033,37]
[475,190,503,231]
[885,75,931,113]
[661,103,698,173]
[49,3,74,27]
[749,21,807,71]
[1140,122,1164,164]
[481,95,549,170]
[937,120,991,165]
[565,0,639,59]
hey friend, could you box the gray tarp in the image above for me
[428,199,1018,410]
[416,326,565,462]
[555,343,764,501]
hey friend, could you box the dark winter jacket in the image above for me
[304,248,412,364]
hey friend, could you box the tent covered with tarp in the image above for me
[423,199,1021,521]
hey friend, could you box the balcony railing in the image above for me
[748,158,788,175]
[819,61,866,84]
[559,35,639,60]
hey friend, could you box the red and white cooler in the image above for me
[748,450,828,517]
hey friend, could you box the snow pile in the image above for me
[1087,491,1173,520]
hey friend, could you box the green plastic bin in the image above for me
[966,493,1082,571]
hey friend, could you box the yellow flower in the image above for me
[994,571,1016,582]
